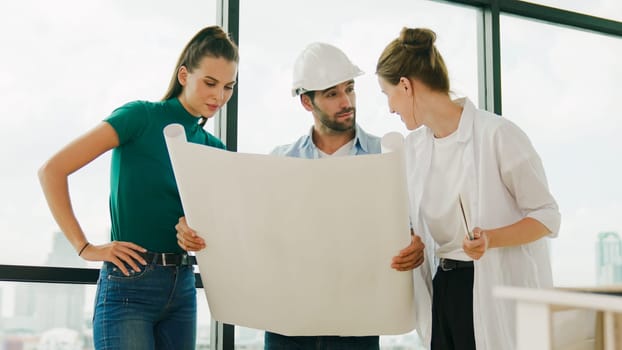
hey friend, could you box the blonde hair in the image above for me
[376,27,449,93]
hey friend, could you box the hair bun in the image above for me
[399,27,436,52]
[201,25,228,40]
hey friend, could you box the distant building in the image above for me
[596,231,622,285]
[40,231,87,332]
[13,282,36,318]
[12,231,86,334]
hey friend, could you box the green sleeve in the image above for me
[205,132,227,150]
[104,101,148,146]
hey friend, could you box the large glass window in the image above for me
[0,281,213,348]
[237,1,479,347]
[519,0,622,22]
[501,15,622,287]
[237,0,478,154]
[1,0,217,348]
[1,0,217,268]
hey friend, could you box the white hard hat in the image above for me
[291,42,364,97]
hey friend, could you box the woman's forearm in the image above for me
[486,217,551,249]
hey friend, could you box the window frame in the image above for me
[1,1,620,350]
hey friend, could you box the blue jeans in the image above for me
[264,332,379,350]
[93,261,197,350]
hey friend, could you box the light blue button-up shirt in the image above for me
[270,124,381,158]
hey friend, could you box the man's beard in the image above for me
[315,106,356,132]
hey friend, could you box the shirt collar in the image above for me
[301,124,370,154]
[166,98,203,128]
[424,97,476,144]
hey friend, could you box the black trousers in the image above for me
[264,332,379,350]
[431,264,476,350]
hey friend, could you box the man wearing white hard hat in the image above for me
[266,42,425,350]
[274,42,374,158]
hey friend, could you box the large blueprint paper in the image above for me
[164,124,415,336]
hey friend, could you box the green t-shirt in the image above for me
[105,98,225,253]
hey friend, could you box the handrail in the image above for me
[0,264,203,288]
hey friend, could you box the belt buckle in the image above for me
[186,255,197,266]
[440,259,454,271]
[161,253,167,266]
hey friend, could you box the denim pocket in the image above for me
[104,261,152,282]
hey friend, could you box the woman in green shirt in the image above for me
[38,25,238,349]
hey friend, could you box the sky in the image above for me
[0,0,621,333]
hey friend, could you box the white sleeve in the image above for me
[495,121,561,236]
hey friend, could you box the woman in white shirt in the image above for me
[375,27,561,350]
